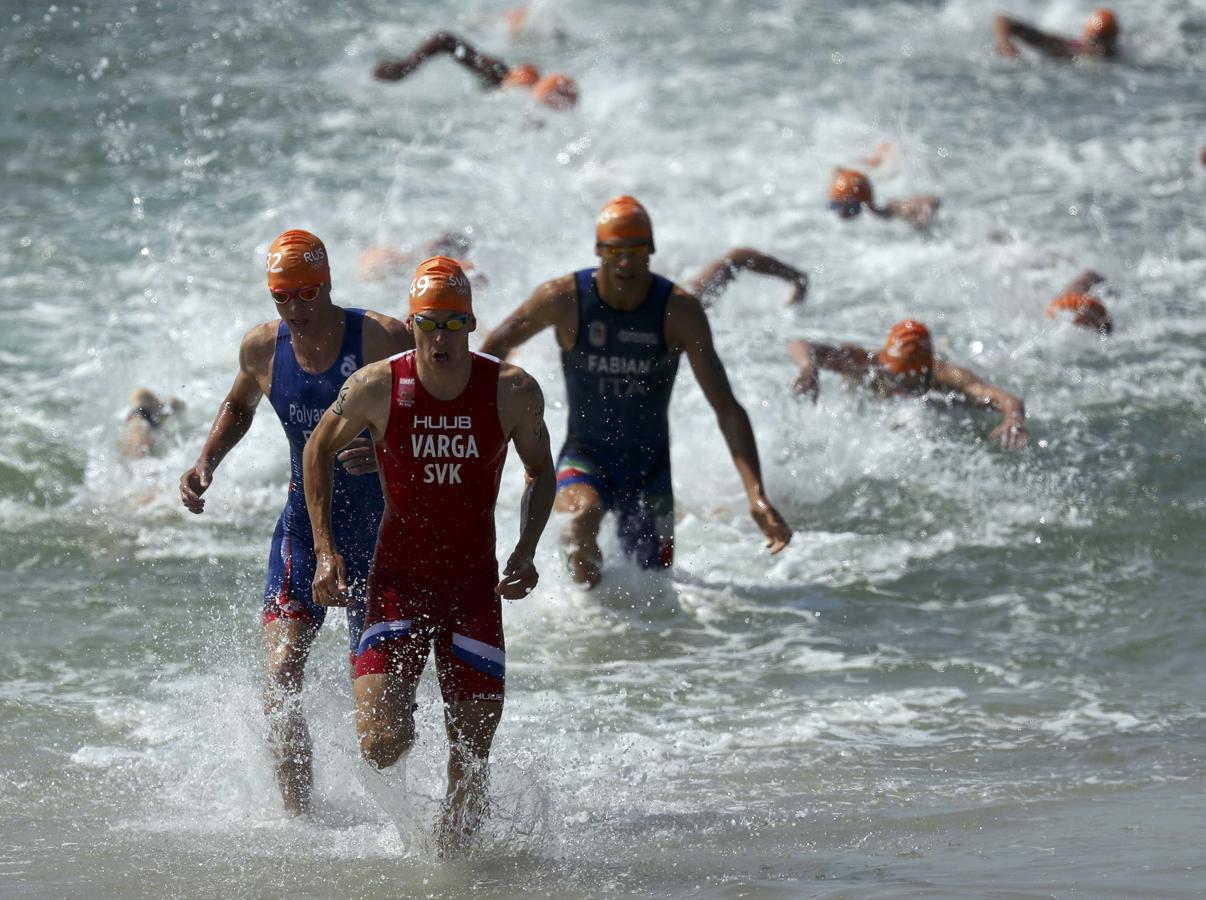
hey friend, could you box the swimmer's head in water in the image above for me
[1084,8,1119,46]
[408,256,473,316]
[880,320,934,386]
[502,63,541,89]
[829,169,874,218]
[596,195,654,250]
[267,230,331,291]
[533,73,578,110]
[1046,292,1113,334]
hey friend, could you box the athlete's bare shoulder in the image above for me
[496,361,545,435]
[362,309,415,360]
[239,321,279,376]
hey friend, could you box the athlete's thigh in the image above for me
[354,673,417,734]
[615,466,675,568]
[263,518,328,631]
[432,594,505,706]
[555,444,612,515]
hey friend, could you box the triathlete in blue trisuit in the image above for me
[481,196,792,588]
[179,230,413,815]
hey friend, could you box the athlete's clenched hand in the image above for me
[750,496,792,555]
[179,461,213,514]
[496,552,538,600]
[313,549,349,607]
[336,436,378,476]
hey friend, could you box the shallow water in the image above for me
[2,0,1205,897]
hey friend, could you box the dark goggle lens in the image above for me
[415,314,468,332]
[828,200,862,217]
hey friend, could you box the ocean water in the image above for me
[2,0,1205,896]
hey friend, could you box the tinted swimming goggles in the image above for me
[598,243,652,259]
[413,313,470,332]
[270,284,324,304]
[828,200,863,217]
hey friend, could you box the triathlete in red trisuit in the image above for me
[303,256,555,853]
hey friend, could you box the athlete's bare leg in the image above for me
[354,673,417,769]
[437,699,503,855]
[555,482,605,588]
[263,618,317,816]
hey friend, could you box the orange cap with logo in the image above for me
[831,169,875,205]
[880,320,934,375]
[502,63,541,89]
[533,73,578,110]
[408,256,472,316]
[1046,293,1112,333]
[596,195,654,249]
[266,230,331,291]
[1085,8,1119,41]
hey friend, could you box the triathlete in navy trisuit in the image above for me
[179,230,413,816]
[482,196,792,588]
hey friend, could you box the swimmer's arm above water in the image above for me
[874,196,941,229]
[993,15,1077,60]
[303,362,394,607]
[1060,269,1106,295]
[932,360,1029,450]
[688,247,809,308]
[179,326,269,515]
[787,339,875,401]
[495,366,556,599]
[374,31,511,87]
[670,293,792,554]
[480,274,578,359]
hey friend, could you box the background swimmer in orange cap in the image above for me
[356,231,477,285]
[687,247,810,307]
[787,321,1029,449]
[374,31,577,110]
[1046,269,1113,334]
[994,8,1120,60]
[828,168,941,230]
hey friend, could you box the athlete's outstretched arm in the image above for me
[687,247,809,307]
[669,294,792,553]
[480,274,577,359]
[374,31,510,86]
[496,367,555,599]
[1060,269,1106,295]
[993,15,1076,59]
[303,363,393,606]
[179,328,267,514]
[933,360,1029,450]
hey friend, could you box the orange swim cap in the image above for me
[880,320,934,376]
[502,63,540,89]
[408,256,472,316]
[532,73,578,110]
[830,169,875,206]
[1046,293,1113,333]
[1085,8,1119,41]
[266,230,331,290]
[596,195,654,248]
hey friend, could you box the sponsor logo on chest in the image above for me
[410,415,478,485]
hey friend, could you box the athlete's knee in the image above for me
[555,484,605,521]
[359,715,415,770]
